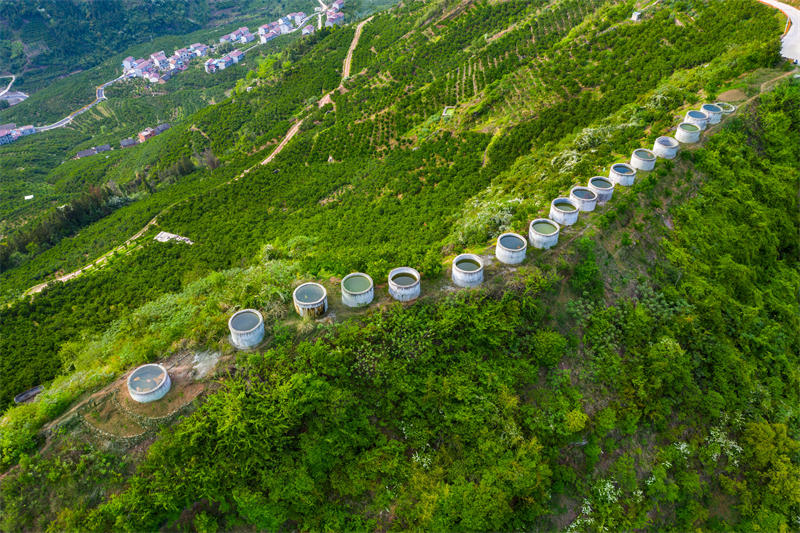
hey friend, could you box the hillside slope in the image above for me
[0,0,798,529]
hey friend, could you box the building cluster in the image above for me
[325,0,345,27]
[0,122,35,145]
[122,43,210,84]
[204,49,245,73]
[73,123,170,158]
[75,144,112,159]
[257,12,308,44]
[129,122,171,145]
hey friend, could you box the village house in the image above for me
[75,147,97,159]
[326,11,345,26]
[332,0,344,11]
[302,25,315,35]
[120,138,137,148]
[230,49,244,63]
[189,43,209,56]
[154,123,171,135]
[0,128,13,145]
[138,127,155,143]
[260,30,279,43]
[239,31,255,43]
[150,51,168,69]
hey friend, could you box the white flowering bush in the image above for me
[452,197,522,246]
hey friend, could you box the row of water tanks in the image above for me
[226,101,738,350]
[504,101,737,257]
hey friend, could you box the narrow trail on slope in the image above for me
[0,74,16,98]
[19,16,377,298]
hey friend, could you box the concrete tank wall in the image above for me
[495,232,527,264]
[684,110,708,130]
[675,122,701,143]
[529,218,560,249]
[549,198,580,225]
[293,282,328,317]
[128,364,171,403]
[653,136,679,159]
[716,102,736,114]
[341,273,374,307]
[609,163,637,187]
[701,103,723,124]
[630,148,656,171]
[588,176,614,205]
[388,267,421,301]
[228,309,265,349]
[451,254,484,288]
[569,186,597,212]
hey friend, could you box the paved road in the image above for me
[0,74,15,98]
[35,75,124,132]
[759,0,800,61]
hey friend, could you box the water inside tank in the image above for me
[634,149,654,160]
[555,201,577,212]
[499,234,524,250]
[343,274,371,293]
[657,137,675,146]
[392,273,418,286]
[680,123,699,131]
[532,221,557,235]
[591,177,612,188]
[612,164,633,174]
[231,311,260,331]
[572,189,595,199]
[702,104,721,113]
[455,258,481,272]
[688,110,705,119]
[295,283,325,303]
[131,366,165,393]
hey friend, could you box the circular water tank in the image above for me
[451,254,484,288]
[715,102,736,114]
[684,110,708,130]
[341,273,374,307]
[609,163,637,187]
[495,232,527,264]
[549,198,580,225]
[569,186,597,212]
[630,148,656,171]
[529,218,560,249]
[228,309,265,349]
[293,282,328,317]
[701,103,723,124]
[127,364,171,403]
[675,122,701,143]
[653,136,679,159]
[388,267,420,301]
[588,176,614,205]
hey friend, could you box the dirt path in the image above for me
[261,119,304,165]
[23,215,160,296]
[0,74,15,98]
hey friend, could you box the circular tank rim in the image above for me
[529,218,560,236]
[341,272,374,296]
[633,148,656,160]
[388,266,420,288]
[569,186,597,200]
[293,282,327,306]
[701,103,722,113]
[611,163,635,175]
[452,253,484,275]
[656,136,679,147]
[127,363,168,395]
[715,102,736,113]
[687,110,708,119]
[678,122,700,132]
[496,232,528,252]
[589,176,613,189]
[228,309,264,334]
[551,197,579,212]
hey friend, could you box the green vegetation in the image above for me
[0,0,797,529]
